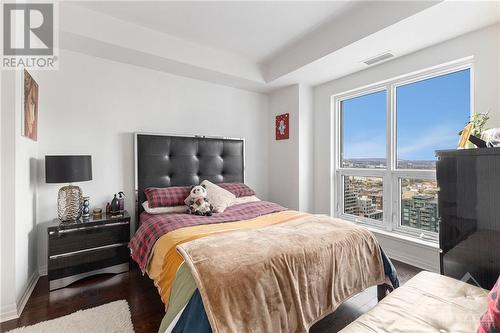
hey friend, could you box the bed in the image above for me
[130,133,398,333]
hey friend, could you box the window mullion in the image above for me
[388,84,396,171]
[338,169,386,177]
[384,84,395,231]
[332,97,340,217]
[392,170,436,180]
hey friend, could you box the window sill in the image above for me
[363,224,440,250]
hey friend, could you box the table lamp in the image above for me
[45,155,92,221]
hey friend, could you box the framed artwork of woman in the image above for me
[24,69,39,141]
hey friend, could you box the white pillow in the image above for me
[230,195,260,207]
[200,180,236,213]
[142,201,188,215]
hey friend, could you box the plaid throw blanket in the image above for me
[129,201,287,272]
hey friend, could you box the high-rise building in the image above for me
[344,177,383,220]
[357,196,383,220]
[401,194,438,232]
[343,178,358,215]
[369,193,383,210]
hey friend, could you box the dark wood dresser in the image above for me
[47,211,130,290]
[436,148,500,289]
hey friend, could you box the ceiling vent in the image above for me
[363,52,394,66]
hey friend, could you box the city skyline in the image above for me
[343,176,438,232]
[342,158,436,169]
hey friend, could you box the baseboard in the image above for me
[384,248,439,272]
[0,304,18,322]
[0,271,39,323]
[16,271,39,317]
[372,230,440,273]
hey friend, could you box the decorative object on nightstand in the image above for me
[45,155,92,221]
[111,194,120,214]
[118,191,125,211]
[47,211,130,290]
[93,208,102,218]
[82,196,90,218]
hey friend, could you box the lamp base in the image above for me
[58,185,83,221]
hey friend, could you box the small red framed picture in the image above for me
[275,113,289,140]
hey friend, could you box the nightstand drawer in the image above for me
[48,221,130,256]
[48,244,129,281]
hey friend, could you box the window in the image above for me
[334,60,471,240]
[400,179,439,232]
[341,91,386,168]
[396,69,471,169]
[343,176,383,221]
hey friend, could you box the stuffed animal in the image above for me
[184,185,213,216]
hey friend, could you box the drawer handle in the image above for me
[49,242,129,259]
[48,221,129,235]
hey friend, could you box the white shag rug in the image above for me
[7,300,134,333]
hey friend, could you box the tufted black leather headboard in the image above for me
[135,133,245,215]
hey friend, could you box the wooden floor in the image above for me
[1,260,420,333]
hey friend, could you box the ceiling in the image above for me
[74,1,357,63]
[62,1,500,92]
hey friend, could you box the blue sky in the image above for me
[342,69,470,162]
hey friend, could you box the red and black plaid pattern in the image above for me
[144,186,191,208]
[478,275,500,333]
[129,201,286,272]
[218,182,256,197]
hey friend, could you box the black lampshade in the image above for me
[45,155,92,183]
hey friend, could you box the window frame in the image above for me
[332,58,474,242]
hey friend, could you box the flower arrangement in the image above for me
[470,111,490,137]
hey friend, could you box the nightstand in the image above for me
[47,211,130,290]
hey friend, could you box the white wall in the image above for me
[14,71,39,313]
[312,23,500,271]
[1,71,18,321]
[267,84,314,211]
[34,49,269,273]
[298,84,313,212]
[268,85,300,209]
[0,70,39,321]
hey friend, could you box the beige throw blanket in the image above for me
[177,214,385,333]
